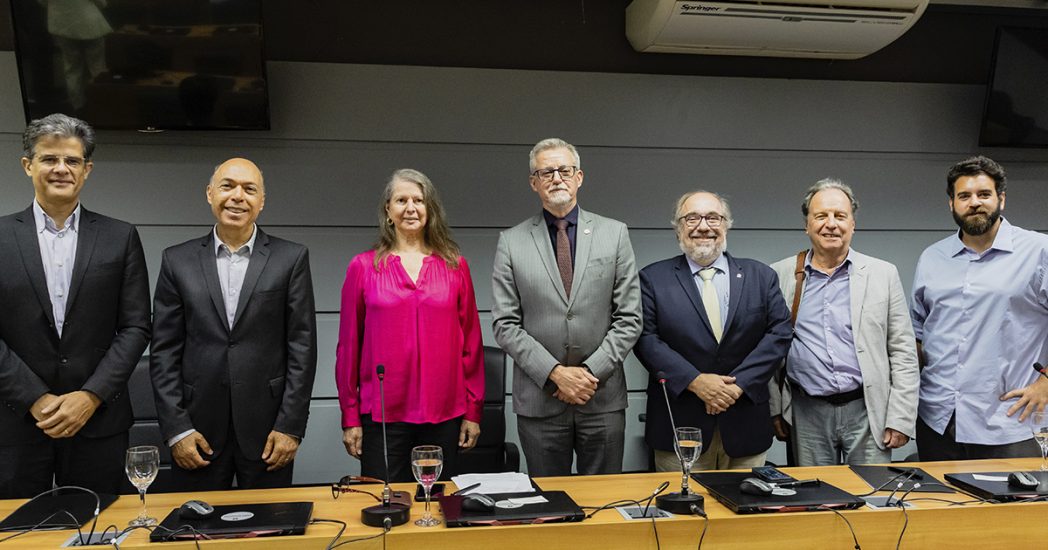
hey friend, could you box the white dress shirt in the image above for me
[33,201,80,338]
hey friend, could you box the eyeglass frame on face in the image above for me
[34,154,87,170]
[530,165,579,182]
[677,213,726,229]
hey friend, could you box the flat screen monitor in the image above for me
[980,26,1048,148]
[9,0,270,130]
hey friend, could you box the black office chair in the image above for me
[454,346,520,474]
[126,356,178,493]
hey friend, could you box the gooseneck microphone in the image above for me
[378,364,392,507]
[658,373,683,460]
[654,371,704,515]
[360,364,411,528]
[1034,362,1048,381]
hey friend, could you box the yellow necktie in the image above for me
[699,268,722,342]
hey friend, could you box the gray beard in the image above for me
[679,238,726,266]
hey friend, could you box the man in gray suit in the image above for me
[492,138,641,476]
[769,179,918,466]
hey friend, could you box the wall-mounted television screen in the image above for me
[10,0,270,130]
[980,26,1048,148]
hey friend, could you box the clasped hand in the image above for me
[31,391,101,438]
[550,365,598,405]
[688,373,742,415]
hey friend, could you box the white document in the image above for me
[451,472,535,494]
[972,474,1009,482]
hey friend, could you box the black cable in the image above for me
[312,518,348,550]
[328,522,390,549]
[0,509,80,544]
[134,524,206,550]
[582,484,671,550]
[0,485,102,546]
[690,504,709,550]
[820,506,860,550]
[855,471,913,497]
[893,482,925,550]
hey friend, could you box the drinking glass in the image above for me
[1031,411,1048,471]
[675,427,702,494]
[125,446,160,527]
[411,445,443,527]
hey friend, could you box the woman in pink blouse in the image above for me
[336,168,484,481]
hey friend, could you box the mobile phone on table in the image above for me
[415,483,446,501]
[752,465,796,484]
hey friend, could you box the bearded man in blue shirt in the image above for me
[911,155,1048,460]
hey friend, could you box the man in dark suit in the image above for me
[0,113,151,498]
[150,158,317,490]
[635,191,791,471]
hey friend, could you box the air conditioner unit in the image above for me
[626,0,930,59]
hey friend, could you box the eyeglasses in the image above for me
[35,155,86,169]
[531,166,578,182]
[677,213,725,228]
[330,475,413,506]
[330,475,384,501]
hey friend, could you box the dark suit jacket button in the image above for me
[567,313,575,320]
[229,342,237,348]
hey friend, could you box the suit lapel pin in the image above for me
[737,273,742,278]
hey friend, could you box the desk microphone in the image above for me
[654,372,704,515]
[1034,362,1048,381]
[361,364,411,528]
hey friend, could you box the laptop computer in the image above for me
[944,471,1048,502]
[438,491,585,527]
[693,472,865,514]
[849,465,955,494]
[0,492,118,531]
[149,501,313,542]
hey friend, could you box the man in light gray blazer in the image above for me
[492,138,641,476]
[769,179,918,466]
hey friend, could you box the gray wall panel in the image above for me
[269,63,985,153]
[296,401,359,484]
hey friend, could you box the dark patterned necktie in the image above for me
[555,218,573,298]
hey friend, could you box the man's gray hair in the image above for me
[801,178,859,217]
[672,190,734,230]
[529,138,581,172]
[23,113,96,160]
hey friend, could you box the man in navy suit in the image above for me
[0,114,151,498]
[635,191,791,471]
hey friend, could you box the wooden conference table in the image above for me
[2,458,1047,549]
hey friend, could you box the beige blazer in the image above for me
[769,249,919,446]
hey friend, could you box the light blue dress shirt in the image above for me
[33,201,80,338]
[686,253,729,334]
[788,250,863,396]
[911,219,1048,445]
[213,225,257,329]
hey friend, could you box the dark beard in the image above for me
[952,205,1001,236]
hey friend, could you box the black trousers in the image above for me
[359,415,461,483]
[916,414,1039,461]
[0,431,129,499]
[169,414,293,491]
